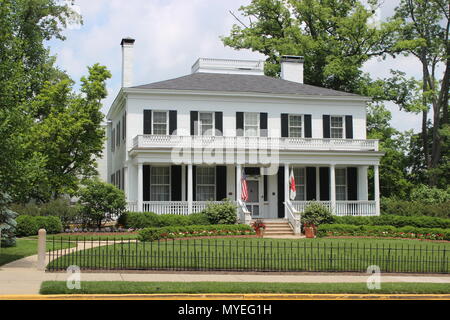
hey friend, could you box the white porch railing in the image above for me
[285,201,301,234]
[133,135,379,152]
[291,201,377,216]
[127,201,138,212]
[136,201,228,215]
[237,200,252,225]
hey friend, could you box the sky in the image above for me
[45,0,439,133]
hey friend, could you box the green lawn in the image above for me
[0,238,76,266]
[39,281,450,295]
[47,237,450,273]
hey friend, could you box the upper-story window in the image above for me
[199,112,214,136]
[153,111,169,135]
[244,112,259,137]
[150,166,170,201]
[330,116,344,138]
[335,168,347,200]
[289,115,303,138]
[196,166,216,201]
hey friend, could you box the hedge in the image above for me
[317,224,450,241]
[332,215,450,229]
[381,198,450,218]
[118,212,210,229]
[16,215,63,237]
[139,224,255,242]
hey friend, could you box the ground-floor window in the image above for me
[335,168,347,200]
[150,166,170,201]
[293,167,306,201]
[196,166,216,201]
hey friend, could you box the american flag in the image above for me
[241,171,249,202]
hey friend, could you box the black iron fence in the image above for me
[46,237,449,274]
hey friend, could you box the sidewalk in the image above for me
[1,252,449,295]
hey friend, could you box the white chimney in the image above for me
[121,38,135,87]
[280,55,304,84]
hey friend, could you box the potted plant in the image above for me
[251,219,266,237]
[302,202,333,238]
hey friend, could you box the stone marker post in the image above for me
[37,229,47,271]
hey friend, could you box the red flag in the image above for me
[289,169,297,200]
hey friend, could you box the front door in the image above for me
[246,180,260,217]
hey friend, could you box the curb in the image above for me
[1,294,450,300]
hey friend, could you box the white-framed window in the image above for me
[293,167,306,201]
[196,166,216,201]
[150,166,171,201]
[289,114,303,138]
[330,116,344,138]
[244,112,259,137]
[152,111,169,135]
[335,168,347,201]
[199,112,214,136]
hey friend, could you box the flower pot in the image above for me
[304,224,317,238]
[256,228,265,237]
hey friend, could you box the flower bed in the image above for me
[139,224,255,242]
[317,224,450,241]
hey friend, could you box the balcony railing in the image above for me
[132,135,379,152]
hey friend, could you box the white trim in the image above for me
[330,115,346,139]
[198,111,215,136]
[288,114,304,138]
[244,112,260,137]
[151,110,169,135]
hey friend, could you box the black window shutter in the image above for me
[306,167,316,200]
[236,112,244,136]
[264,175,268,202]
[122,113,126,140]
[304,115,312,138]
[215,112,223,136]
[111,128,115,152]
[277,166,285,218]
[347,167,358,200]
[171,165,182,201]
[260,113,268,137]
[190,111,198,136]
[121,168,125,191]
[216,166,227,200]
[345,115,353,139]
[281,114,289,137]
[169,110,177,135]
[319,167,330,201]
[144,110,152,134]
[192,166,197,201]
[143,165,151,202]
[323,115,331,138]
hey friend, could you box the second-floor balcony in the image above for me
[132,135,379,152]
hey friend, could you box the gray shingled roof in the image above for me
[132,73,361,97]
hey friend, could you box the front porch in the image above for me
[126,163,380,218]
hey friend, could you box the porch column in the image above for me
[137,162,143,212]
[374,164,380,216]
[330,164,336,213]
[358,166,369,200]
[316,167,320,201]
[236,164,242,202]
[187,164,193,214]
[284,164,289,218]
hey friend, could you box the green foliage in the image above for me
[410,185,450,204]
[381,197,450,218]
[118,212,211,229]
[0,194,18,247]
[333,215,450,229]
[317,224,450,240]
[302,202,333,226]
[11,198,78,228]
[78,179,126,228]
[16,215,62,237]
[201,200,238,225]
[222,0,398,93]
[139,225,255,242]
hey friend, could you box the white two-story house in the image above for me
[106,38,383,227]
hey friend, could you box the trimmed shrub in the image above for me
[202,201,238,225]
[410,185,450,204]
[333,215,450,229]
[302,202,333,226]
[317,224,450,241]
[139,224,255,242]
[16,215,63,237]
[381,197,450,218]
[118,212,211,229]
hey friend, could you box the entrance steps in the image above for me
[260,220,295,236]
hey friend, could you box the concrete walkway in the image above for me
[1,242,449,295]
